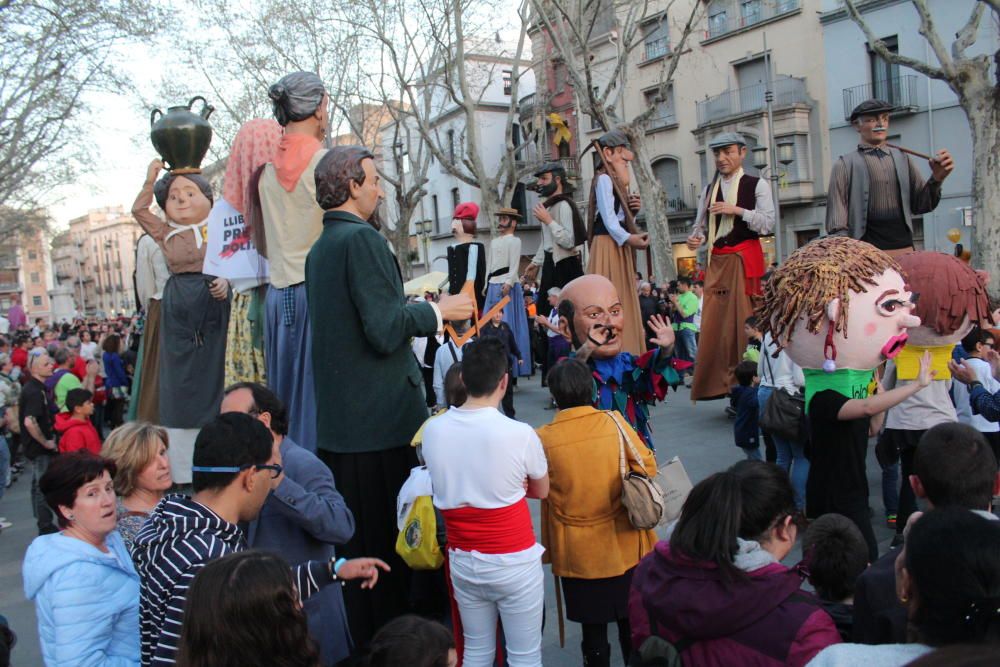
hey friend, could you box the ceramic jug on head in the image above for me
[150,96,215,174]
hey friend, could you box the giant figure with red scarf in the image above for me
[558,274,684,449]
[687,133,774,400]
[252,71,329,452]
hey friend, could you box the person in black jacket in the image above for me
[730,361,761,460]
[853,423,999,645]
[479,308,521,418]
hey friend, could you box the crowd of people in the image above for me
[4,69,999,667]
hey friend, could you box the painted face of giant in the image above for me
[559,274,625,359]
[164,176,212,225]
[782,268,920,371]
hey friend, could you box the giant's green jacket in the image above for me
[306,210,438,453]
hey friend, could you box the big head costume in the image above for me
[881,251,991,533]
[760,236,919,557]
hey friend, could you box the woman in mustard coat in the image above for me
[537,359,658,667]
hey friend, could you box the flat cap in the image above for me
[453,202,479,221]
[533,162,565,177]
[597,129,630,149]
[708,132,747,149]
[850,99,895,122]
[495,207,522,220]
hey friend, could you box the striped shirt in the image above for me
[131,495,332,666]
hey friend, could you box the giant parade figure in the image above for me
[826,99,954,258]
[133,96,231,483]
[687,133,774,401]
[306,145,474,644]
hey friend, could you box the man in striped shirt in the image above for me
[131,412,387,666]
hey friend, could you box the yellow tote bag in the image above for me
[395,495,444,570]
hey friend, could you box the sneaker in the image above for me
[886,514,897,529]
[683,375,693,388]
[0,518,11,529]
[725,405,736,418]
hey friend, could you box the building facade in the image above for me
[54,206,142,317]
[0,228,53,321]
[820,0,992,253]
[380,46,541,278]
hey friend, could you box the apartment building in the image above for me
[378,42,540,278]
[54,206,142,317]
[820,0,993,253]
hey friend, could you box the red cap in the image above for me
[453,202,479,221]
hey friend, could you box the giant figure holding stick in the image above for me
[687,133,774,400]
[826,99,954,257]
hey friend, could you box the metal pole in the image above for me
[763,33,783,263]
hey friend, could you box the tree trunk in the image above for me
[394,201,416,281]
[627,130,676,281]
[963,78,1000,295]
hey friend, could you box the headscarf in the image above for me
[223,119,282,214]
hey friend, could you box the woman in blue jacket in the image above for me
[102,333,128,429]
[23,452,140,667]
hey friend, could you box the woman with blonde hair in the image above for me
[101,422,172,550]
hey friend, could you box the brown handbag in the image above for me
[609,411,665,530]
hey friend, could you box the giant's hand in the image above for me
[929,149,954,182]
[437,293,474,321]
[686,234,705,252]
[627,233,650,249]
[648,314,675,351]
[146,159,164,184]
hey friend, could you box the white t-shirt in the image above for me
[80,341,98,361]
[422,405,548,510]
[954,356,1000,433]
[694,295,703,330]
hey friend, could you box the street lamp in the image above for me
[752,141,795,266]
[415,220,433,272]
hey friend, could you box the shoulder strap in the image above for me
[608,410,648,476]
[447,341,458,363]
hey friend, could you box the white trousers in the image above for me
[448,545,545,667]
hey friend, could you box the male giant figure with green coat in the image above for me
[306,145,473,645]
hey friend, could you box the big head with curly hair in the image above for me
[759,236,920,371]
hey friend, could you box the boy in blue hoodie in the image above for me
[730,360,761,459]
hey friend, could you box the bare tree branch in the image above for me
[954,2,986,58]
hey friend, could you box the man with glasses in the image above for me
[221,382,357,666]
[951,327,1000,457]
[131,412,387,667]
[826,99,954,258]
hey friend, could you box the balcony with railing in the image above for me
[696,76,809,126]
[704,0,801,41]
[842,75,919,121]
[518,93,536,119]
[646,111,678,131]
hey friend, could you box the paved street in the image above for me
[0,374,899,666]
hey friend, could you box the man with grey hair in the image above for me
[48,343,97,413]
[826,99,954,258]
[685,132,774,401]
[19,352,56,534]
[258,71,329,453]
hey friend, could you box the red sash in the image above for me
[441,498,536,554]
[712,239,765,296]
